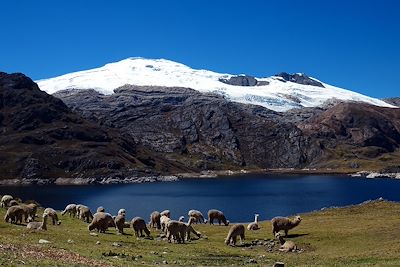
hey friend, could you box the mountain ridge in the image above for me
[36,58,395,112]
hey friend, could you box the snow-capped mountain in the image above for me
[36,57,395,112]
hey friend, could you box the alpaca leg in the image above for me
[240,233,245,245]
[285,230,288,236]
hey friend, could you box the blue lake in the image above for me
[1,175,400,222]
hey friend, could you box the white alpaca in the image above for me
[247,214,260,230]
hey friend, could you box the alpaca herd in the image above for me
[1,194,303,252]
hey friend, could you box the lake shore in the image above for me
[1,167,399,186]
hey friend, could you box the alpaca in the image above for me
[96,206,105,213]
[207,209,229,226]
[165,220,186,243]
[1,195,14,208]
[160,210,171,218]
[114,214,125,234]
[78,206,93,223]
[188,210,206,224]
[225,224,245,246]
[160,215,171,233]
[27,214,48,231]
[131,217,151,237]
[275,232,297,252]
[61,204,77,217]
[271,216,302,236]
[149,211,161,229]
[88,212,115,233]
[4,206,24,224]
[44,208,61,225]
[247,214,260,230]
[20,203,38,222]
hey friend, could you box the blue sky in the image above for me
[1,0,399,98]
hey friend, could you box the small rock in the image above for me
[38,239,50,244]
[247,258,257,264]
[162,260,168,264]
[67,239,74,244]
[96,241,101,245]
[112,242,122,247]
[273,262,285,267]
[90,232,98,236]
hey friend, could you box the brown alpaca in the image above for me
[149,211,161,229]
[131,217,151,237]
[271,216,302,236]
[114,214,125,234]
[208,209,229,226]
[4,206,24,224]
[88,212,115,233]
[225,224,245,246]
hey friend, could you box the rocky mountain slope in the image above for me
[36,58,394,112]
[55,85,400,173]
[1,68,399,184]
[0,72,189,183]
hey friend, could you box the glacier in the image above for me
[36,57,395,112]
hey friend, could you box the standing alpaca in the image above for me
[4,206,24,224]
[275,232,297,252]
[188,210,206,224]
[44,208,61,225]
[271,216,302,236]
[207,209,229,226]
[1,195,14,208]
[160,215,171,233]
[61,204,77,217]
[247,214,260,230]
[131,217,151,237]
[225,224,245,246]
[149,211,161,229]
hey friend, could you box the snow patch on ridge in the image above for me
[36,57,396,112]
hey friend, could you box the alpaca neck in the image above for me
[278,236,285,245]
[254,215,259,223]
[41,216,48,230]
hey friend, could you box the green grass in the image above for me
[1,200,400,266]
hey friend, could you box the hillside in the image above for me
[0,72,190,183]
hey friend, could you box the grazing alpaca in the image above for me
[271,216,302,236]
[131,217,151,237]
[275,232,297,252]
[247,214,260,230]
[160,215,171,233]
[27,214,48,231]
[207,209,229,226]
[88,212,115,233]
[78,206,93,223]
[225,224,245,246]
[1,195,14,208]
[114,214,126,234]
[61,204,77,217]
[44,208,61,225]
[188,210,206,224]
[149,211,161,229]
[4,206,24,224]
